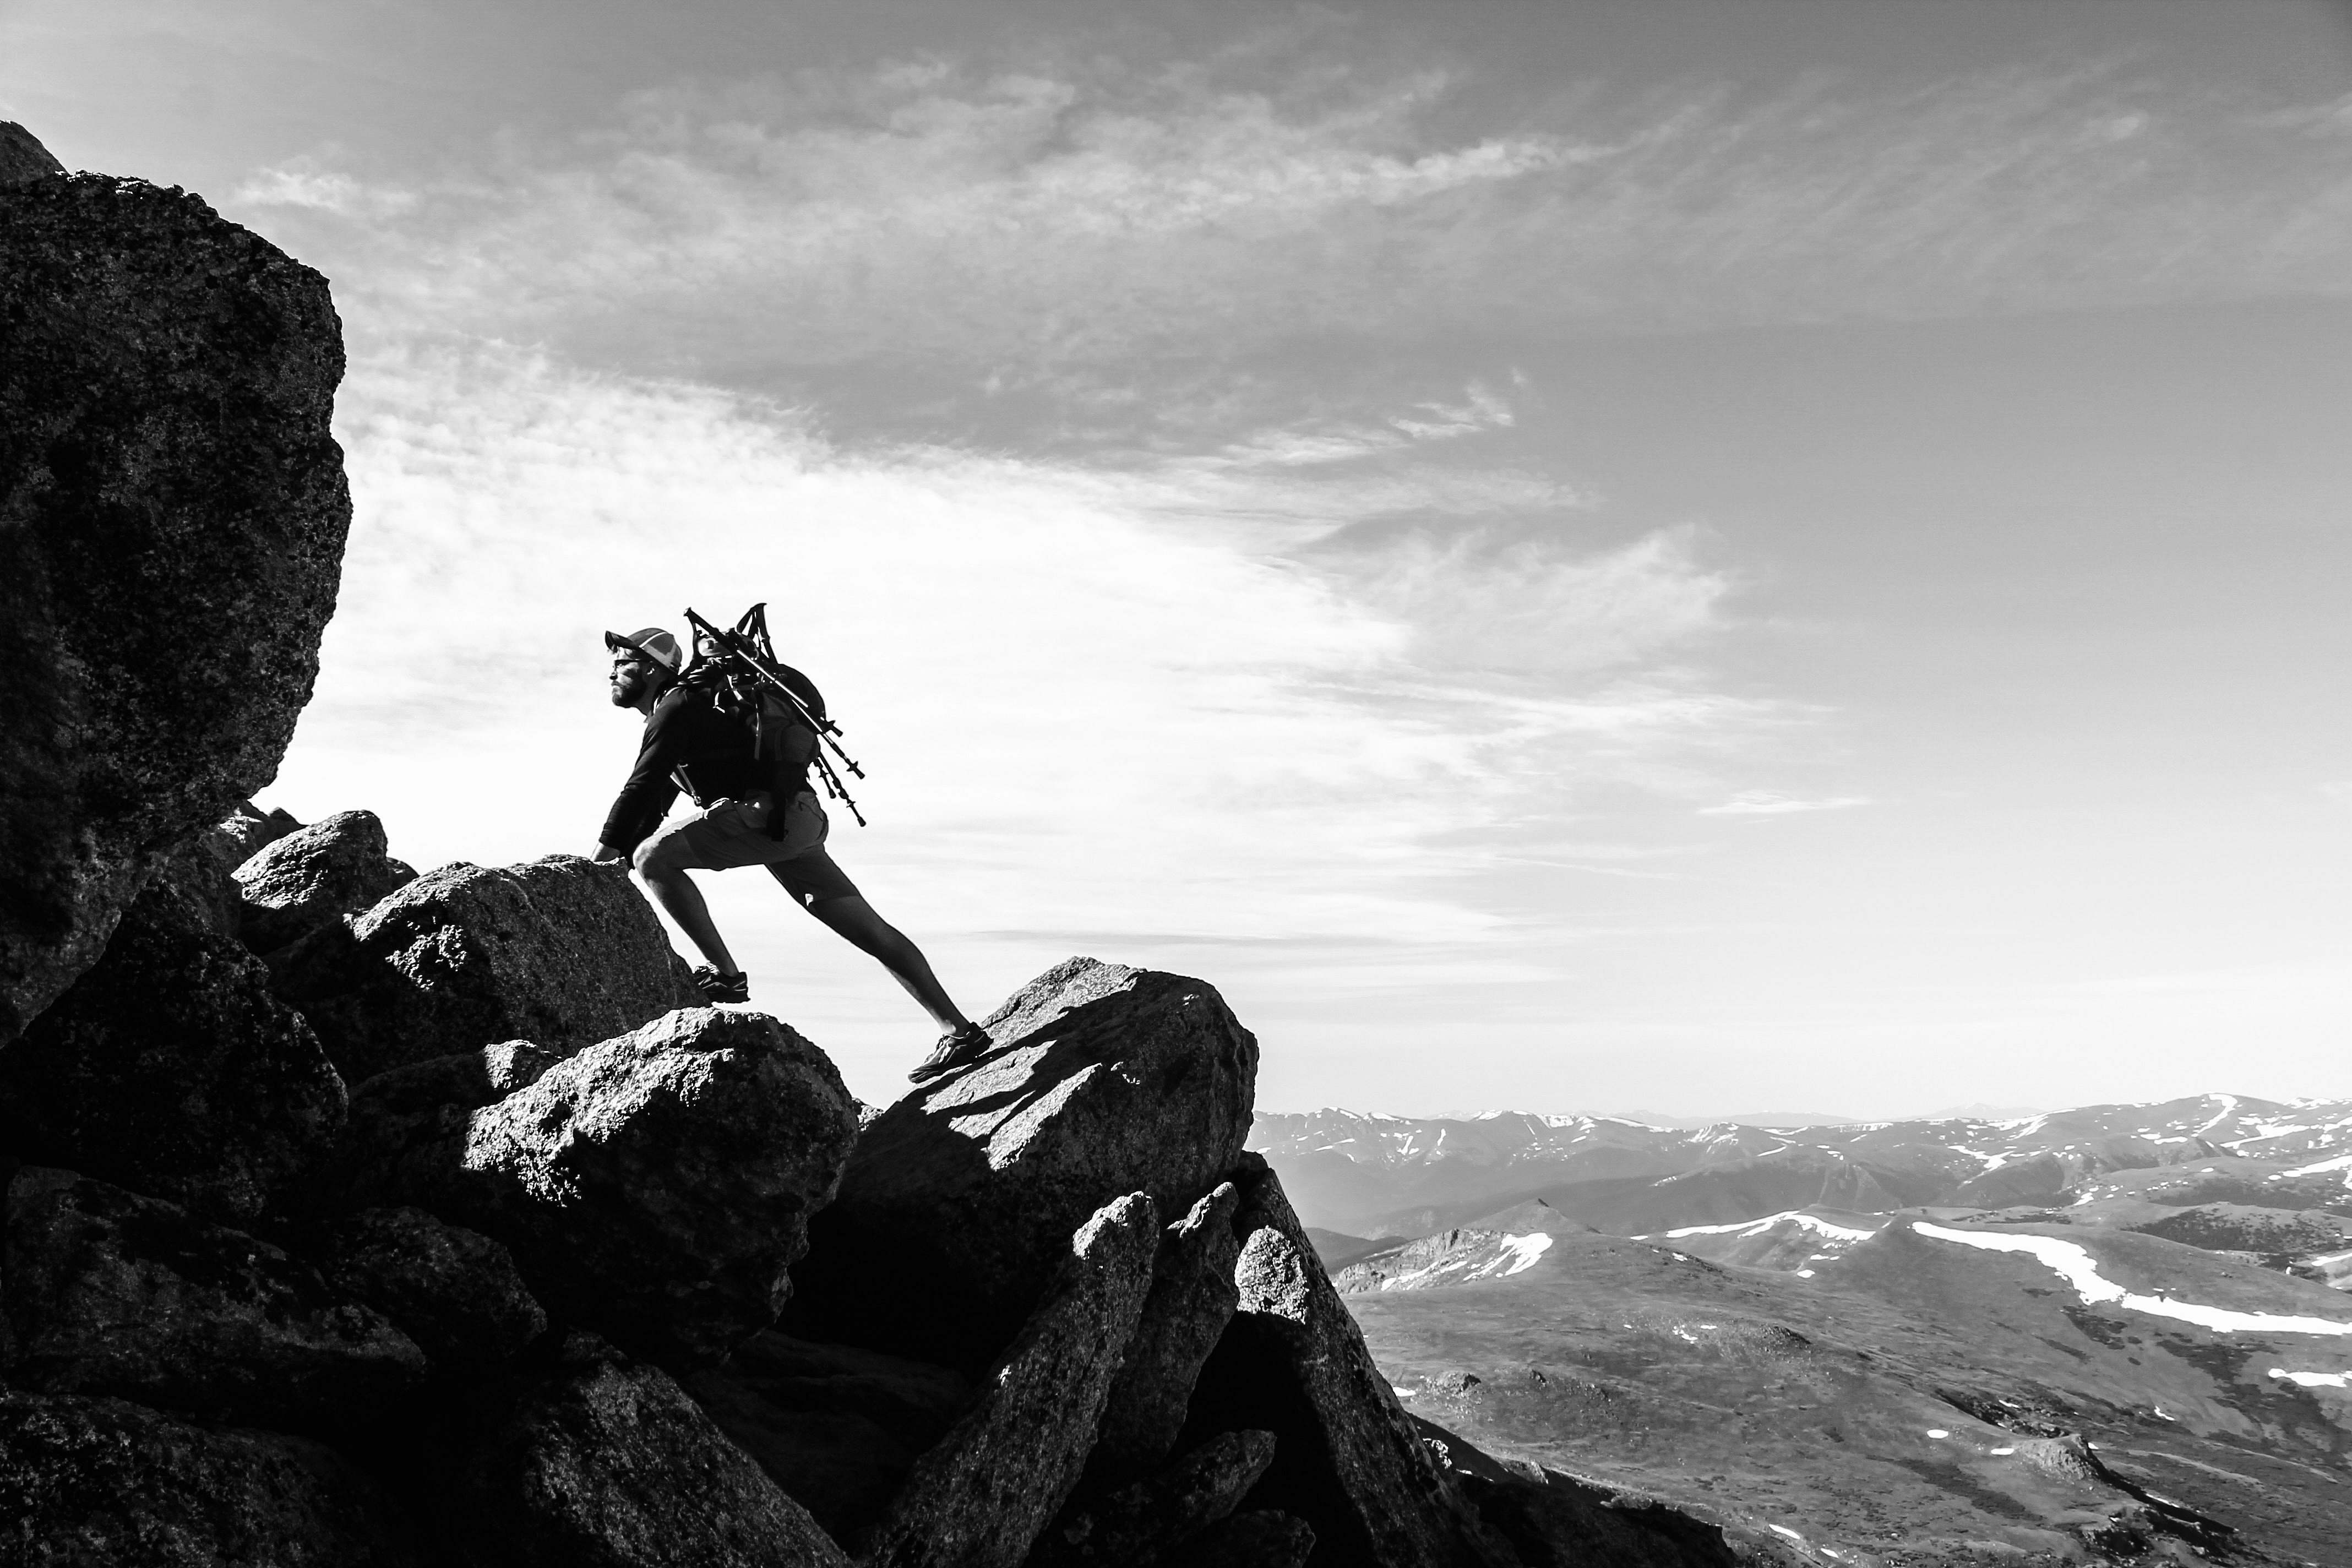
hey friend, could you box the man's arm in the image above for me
[598,694,685,859]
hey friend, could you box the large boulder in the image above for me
[233,808,415,954]
[790,959,1257,1368]
[3,1167,425,1433]
[0,165,351,1044]
[266,856,699,1084]
[862,1194,1160,1568]
[0,1389,429,1567]
[355,1009,859,1368]
[1178,1156,1513,1568]
[302,1206,547,1376]
[456,1333,848,1568]
[0,859,346,1223]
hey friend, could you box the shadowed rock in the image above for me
[0,168,350,1043]
[1188,1511,1316,1568]
[358,1009,858,1368]
[235,808,416,954]
[681,1332,973,1543]
[791,959,1257,1368]
[458,1333,848,1568]
[1177,1156,1513,1568]
[302,1206,547,1376]
[309,1041,561,1214]
[862,1193,1160,1568]
[0,861,346,1223]
[265,856,698,1084]
[1079,1180,1243,1495]
[0,1389,429,1567]
[3,1167,424,1433]
[0,121,65,185]
[1036,1429,1276,1568]
[209,800,305,872]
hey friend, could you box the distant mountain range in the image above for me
[1265,1093,2352,1562]
[1249,1093,2352,1241]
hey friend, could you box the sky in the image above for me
[8,1,2350,1117]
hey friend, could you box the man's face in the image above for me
[609,649,658,707]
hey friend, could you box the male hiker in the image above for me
[592,624,993,1083]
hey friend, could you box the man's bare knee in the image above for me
[631,837,684,878]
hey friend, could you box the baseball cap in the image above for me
[603,627,683,674]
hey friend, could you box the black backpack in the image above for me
[682,603,868,827]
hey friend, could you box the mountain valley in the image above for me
[1254,1097,2352,1564]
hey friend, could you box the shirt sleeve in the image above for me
[600,693,686,853]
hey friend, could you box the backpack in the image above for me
[682,603,868,827]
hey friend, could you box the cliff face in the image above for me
[0,135,351,1043]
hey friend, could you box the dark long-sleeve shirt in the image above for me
[598,669,823,853]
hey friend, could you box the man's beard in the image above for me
[609,672,645,707]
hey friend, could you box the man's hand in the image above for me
[592,843,627,863]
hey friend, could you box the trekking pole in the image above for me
[683,607,870,823]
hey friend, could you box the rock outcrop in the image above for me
[0,168,350,1043]
[1081,1180,1243,1493]
[266,856,700,1083]
[348,1009,859,1368]
[234,808,416,955]
[456,1333,847,1568]
[1177,1154,1516,1567]
[791,958,1258,1368]
[3,1167,425,1433]
[302,1206,547,1377]
[0,1390,428,1567]
[1036,1428,1277,1568]
[0,857,346,1222]
[862,1194,1161,1568]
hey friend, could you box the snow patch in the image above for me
[1913,1224,2352,1336]
[2284,1152,2352,1177]
[2268,1368,2351,1389]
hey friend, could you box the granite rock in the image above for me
[307,1041,561,1215]
[0,1389,428,1567]
[791,959,1256,1368]
[1036,1428,1276,1568]
[1188,1511,1317,1568]
[366,1009,859,1368]
[302,1206,547,1376]
[1080,1180,1243,1494]
[862,1193,1159,1568]
[0,170,350,1043]
[680,1331,972,1543]
[266,856,699,1084]
[2,1167,424,1433]
[0,862,346,1223]
[1177,1156,1513,1568]
[458,1333,848,1568]
[234,808,415,955]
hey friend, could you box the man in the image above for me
[593,625,993,1083]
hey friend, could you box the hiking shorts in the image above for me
[649,793,861,908]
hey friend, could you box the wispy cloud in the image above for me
[238,52,2352,422]
[1698,792,1873,818]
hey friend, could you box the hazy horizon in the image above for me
[9,1,2349,1114]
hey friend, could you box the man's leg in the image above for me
[802,894,970,1035]
[632,834,738,975]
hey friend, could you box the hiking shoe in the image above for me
[910,1022,993,1085]
[692,966,749,1004]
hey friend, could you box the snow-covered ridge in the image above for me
[1912,1223,2352,1337]
[1250,1095,2352,1174]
